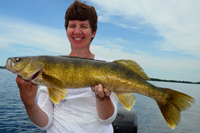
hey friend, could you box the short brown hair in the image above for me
[64,0,98,33]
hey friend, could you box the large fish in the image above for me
[6,55,195,129]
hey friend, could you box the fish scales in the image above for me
[35,56,189,107]
[6,55,195,129]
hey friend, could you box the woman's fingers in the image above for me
[91,84,111,98]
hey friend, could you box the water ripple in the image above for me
[0,69,199,132]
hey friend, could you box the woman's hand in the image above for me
[91,84,114,120]
[16,75,38,105]
[16,75,48,127]
[91,84,111,98]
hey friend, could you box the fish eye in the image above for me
[15,57,21,62]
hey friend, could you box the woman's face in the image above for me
[66,20,96,51]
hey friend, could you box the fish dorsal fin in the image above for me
[59,55,94,60]
[113,60,150,80]
[115,93,136,111]
[47,87,67,104]
[59,55,106,62]
[42,72,64,88]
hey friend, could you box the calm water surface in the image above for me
[0,69,45,133]
[134,81,200,133]
[0,69,199,133]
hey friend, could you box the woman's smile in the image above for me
[67,20,96,50]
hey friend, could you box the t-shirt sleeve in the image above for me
[35,86,54,130]
[97,92,118,125]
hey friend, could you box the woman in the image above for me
[16,1,118,132]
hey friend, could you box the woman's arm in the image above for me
[91,84,115,120]
[16,76,49,127]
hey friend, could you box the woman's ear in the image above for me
[92,31,97,39]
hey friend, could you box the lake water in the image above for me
[0,69,199,133]
[134,81,200,133]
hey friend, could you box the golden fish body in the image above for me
[6,55,195,129]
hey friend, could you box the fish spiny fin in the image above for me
[47,87,67,104]
[59,55,106,62]
[59,55,94,60]
[42,72,64,88]
[113,60,150,80]
[115,93,136,111]
[157,88,195,129]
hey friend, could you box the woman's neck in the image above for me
[68,49,94,59]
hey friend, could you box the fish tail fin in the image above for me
[157,88,195,129]
[115,93,136,111]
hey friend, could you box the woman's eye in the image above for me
[81,25,87,28]
[69,25,75,28]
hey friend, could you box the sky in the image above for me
[0,0,200,82]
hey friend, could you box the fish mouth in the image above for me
[5,58,20,73]
[29,69,42,81]
[6,58,13,70]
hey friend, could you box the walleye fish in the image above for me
[6,55,195,129]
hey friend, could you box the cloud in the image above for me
[0,14,199,81]
[91,43,200,70]
[90,0,200,57]
[91,43,200,81]
[0,16,70,55]
[115,38,128,43]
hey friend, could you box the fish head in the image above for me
[6,56,44,81]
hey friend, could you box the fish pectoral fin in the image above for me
[115,93,136,111]
[47,87,67,104]
[113,60,150,80]
[42,72,64,88]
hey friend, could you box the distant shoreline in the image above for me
[0,66,199,84]
[0,66,5,69]
[149,78,200,85]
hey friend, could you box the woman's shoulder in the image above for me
[94,55,113,62]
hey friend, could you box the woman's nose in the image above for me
[74,27,81,34]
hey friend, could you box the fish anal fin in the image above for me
[47,87,67,104]
[157,88,195,129]
[113,60,150,80]
[42,72,64,88]
[115,93,136,111]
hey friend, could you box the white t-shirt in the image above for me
[36,55,118,133]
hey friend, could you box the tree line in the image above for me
[150,78,200,85]
[0,66,199,84]
[0,66,5,69]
